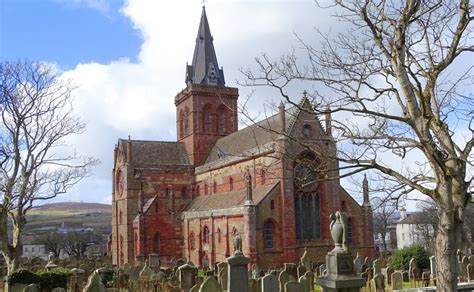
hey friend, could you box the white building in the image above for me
[396,208,435,250]
[22,244,48,260]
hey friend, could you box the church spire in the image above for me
[186,6,225,86]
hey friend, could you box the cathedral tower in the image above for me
[175,6,239,167]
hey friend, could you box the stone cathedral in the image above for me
[111,7,375,269]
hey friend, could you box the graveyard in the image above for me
[2,211,473,292]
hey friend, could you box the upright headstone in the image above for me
[285,281,301,292]
[354,253,364,275]
[299,275,311,292]
[279,270,291,292]
[373,259,381,275]
[429,256,436,279]
[148,253,160,271]
[217,262,227,275]
[227,251,249,292]
[300,247,311,271]
[284,263,298,279]
[248,278,258,292]
[391,271,403,290]
[83,270,106,292]
[408,258,417,281]
[373,273,385,292]
[251,264,260,280]
[297,264,307,279]
[199,276,222,292]
[386,266,394,285]
[136,254,145,263]
[218,267,227,290]
[467,263,474,282]
[23,284,41,292]
[261,274,278,292]
[178,261,198,290]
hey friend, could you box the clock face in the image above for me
[294,163,316,187]
[116,170,124,197]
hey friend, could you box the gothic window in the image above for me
[203,226,210,244]
[179,110,184,138]
[196,185,200,196]
[184,107,190,135]
[261,169,266,185]
[294,192,321,242]
[270,200,275,210]
[217,228,221,243]
[189,232,195,250]
[302,124,312,137]
[202,104,212,133]
[119,210,123,224]
[263,220,274,249]
[182,187,187,197]
[204,184,208,195]
[229,177,233,191]
[153,233,160,255]
[216,105,226,134]
[213,182,217,194]
[155,202,158,213]
[347,218,353,245]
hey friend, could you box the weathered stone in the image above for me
[373,259,381,275]
[298,275,311,292]
[178,261,198,290]
[227,253,249,292]
[279,270,291,292]
[248,278,258,292]
[391,271,403,290]
[261,273,278,292]
[386,266,394,285]
[218,267,227,289]
[285,263,298,279]
[354,253,364,275]
[83,269,106,292]
[200,276,222,292]
[285,281,301,292]
[373,273,384,292]
[23,283,41,292]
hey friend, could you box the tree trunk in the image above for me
[435,206,461,291]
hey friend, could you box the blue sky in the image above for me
[1,0,140,67]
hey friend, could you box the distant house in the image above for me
[396,208,435,250]
[22,244,48,260]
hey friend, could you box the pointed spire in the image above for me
[363,174,370,207]
[278,101,286,132]
[186,6,225,86]
[325,105,332,136]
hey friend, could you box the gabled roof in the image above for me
[185,6,225,86]
[398,212,435,225]
[184,182,280,213]
[118,139,190,168]
[204,106,300,164]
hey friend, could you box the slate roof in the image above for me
[184,182,280,212]
[119,139,190,168]
[398,212,435,225]
[186,6,225,86]
[204,106,300,164]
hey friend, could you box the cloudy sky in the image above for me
[2,0,340,204]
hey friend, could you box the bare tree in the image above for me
[62,232,90,259]
[0,60,98,274]
[38,232,63,259]
[242,1,473,290]
[372,197,398,253]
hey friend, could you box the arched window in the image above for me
[347,217,353,245]
[216,105,226,134]
[189,232,195,250]
[213,182,217,194]
[217,228,221,243]
[119,210,123,224]
[155,202,158,213]
[263,221,274,249]
[182,187,187,197]
[196,185,200,196]
[229,177,234,191]
[203,226,210,244]
[179,110,184,138]
[261,169,266,185]
[204,184,208,195]
[294,192,321,242]
[202,104,212,133]
[270,200,275,210]
[184,107,190,135]
[153,233,160,255]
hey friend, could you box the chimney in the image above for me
[399,207,407,220]
[325,106,332,136]
[279,101,286,133]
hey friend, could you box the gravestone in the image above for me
[457,248,463,262]
[51,288,66,292]
[467,263,474,282]
[227,251,249,292]
[429,256,436,279]
[422,271,430,287]
[178,261,198,290]
[318,264,326,276]
[373,273,384,292]
[279,270,291,292]
[148,253,160,271]
[199,276,222,292]
[251,264,260,280]
[354,253,364,275]
[386,266,394,285]
[261,273,278,292]
[297,265,307,279]
[218,267,227,289]
[402,271,409,282]
[301,247,311,270]
[285,281,301,292]
[248,278,258,292]
[284,263,298,279]
[23,284,41,292]
[135,254,145,263]
[461,256,469,280]
[83,270,106,292]
[304,271,314,291]
[373,259,381,275]
[408,258,417,281]
[139,261,154,279]
[217,262,227,275]
[391,271,403,290]
[299,275,311,292]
